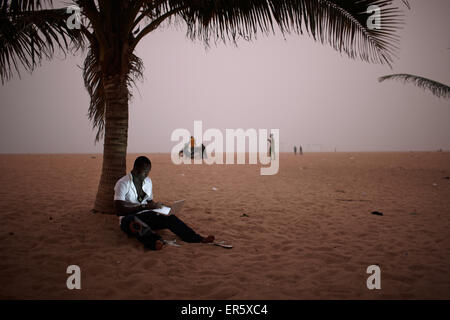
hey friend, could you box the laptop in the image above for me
[152,200,185,216]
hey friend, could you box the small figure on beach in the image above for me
[179,141,190,158]
[201,143,206,159]
[294,146,297,155]
[267,133,275,159]
[179,139,206,160]
[299,145,303,155]
[114,156,214,250]
[190,136,195,159]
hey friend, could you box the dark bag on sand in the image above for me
[120,214,162,250]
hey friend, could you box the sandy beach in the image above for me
[0,152,449,299]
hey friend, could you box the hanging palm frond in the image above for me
[82,40,144,143]
[160,0,404,67]
[0,0,83,84]
[402,0,411,10]
[379,74,450,99]
[2,0,51,12]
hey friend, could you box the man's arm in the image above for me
[114,200,145,216]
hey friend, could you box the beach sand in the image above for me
[0,152,449,299]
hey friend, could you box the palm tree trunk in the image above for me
[93,74,129,213]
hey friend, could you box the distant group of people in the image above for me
[181,135,279,160]
[179,136,206,159]
[178,134,304,158]
[294,145,303,155]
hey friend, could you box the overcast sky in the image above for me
[1,0,449,153]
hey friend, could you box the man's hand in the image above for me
[145,201,163,210]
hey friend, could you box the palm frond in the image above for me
[0,0,84,84]
[402,0,411,10]
[165,0,404,66]
[401,0,411,10]
[2,0,52,12]
[379,74,450,99]
[83,42,144,142]
[83,44,105,142]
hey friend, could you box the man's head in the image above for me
[132,156,151,181]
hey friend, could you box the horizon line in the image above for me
[0,150,448,155]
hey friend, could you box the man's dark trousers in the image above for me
[120,211,203,249]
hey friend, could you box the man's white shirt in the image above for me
[114,173,153,224]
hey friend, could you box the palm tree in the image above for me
[1,0,406,213]
[379,74,450,99]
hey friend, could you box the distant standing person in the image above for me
[267,133,275,159]
[299,145,303,155]
[201,143,206,159]
[294,146,297,155]
[190,136,195,159]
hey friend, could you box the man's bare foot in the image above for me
[201,235,215,243]
[154,240,164,250]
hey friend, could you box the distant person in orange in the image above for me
[190,136,195,159]
[299,145,303,155]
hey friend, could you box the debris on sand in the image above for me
[336,199,370,202]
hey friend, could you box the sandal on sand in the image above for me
[163,239,181,247]
[210,241,233,249]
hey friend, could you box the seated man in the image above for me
[114,156,214,250]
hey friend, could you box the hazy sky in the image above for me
[1,0,449,153]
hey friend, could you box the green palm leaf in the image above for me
[0,0,83,83]
[163,0,404,67]
[379,74,450,99]
[402,0,411,10]
[83,43,144,142]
